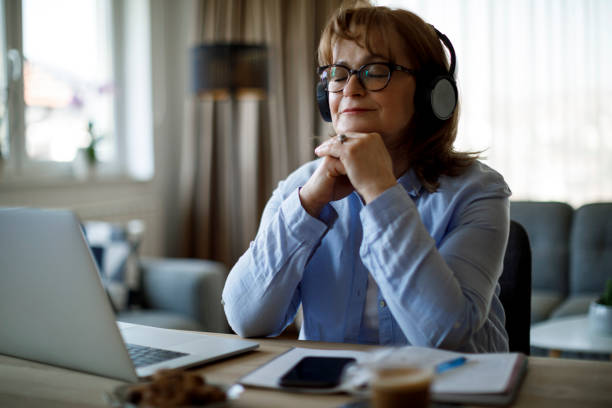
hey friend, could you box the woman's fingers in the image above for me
[314,132,396,203]
[314,133,358,158]
[323,154,347,177]
[298,156,353,217]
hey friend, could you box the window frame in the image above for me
[0,0,154,186]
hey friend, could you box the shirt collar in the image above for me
[397,168,424,197]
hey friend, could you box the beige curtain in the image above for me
[178,0,341,268]
[380,0,612,206]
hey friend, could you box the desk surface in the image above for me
[1,333,611,408]
[530,315,612,354]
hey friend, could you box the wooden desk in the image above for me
[1,333,611,408]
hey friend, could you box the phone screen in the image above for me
[279,356,356,389]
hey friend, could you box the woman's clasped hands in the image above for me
[298,132,398,217]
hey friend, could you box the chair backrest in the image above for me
[510,201,572,296]
[569,203,612,295]
[499,220,532,355]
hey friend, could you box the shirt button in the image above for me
[379,300,386,308]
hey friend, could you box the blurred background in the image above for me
[1,0,611,269]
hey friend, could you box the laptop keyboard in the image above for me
[126,343,189,368]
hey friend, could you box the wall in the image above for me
[0,180,164,256]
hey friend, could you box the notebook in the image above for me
[240,346,527,405]
[0,207,258,382]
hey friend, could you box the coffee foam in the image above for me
[372,367,433,390]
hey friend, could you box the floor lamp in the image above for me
[189,43,268,262]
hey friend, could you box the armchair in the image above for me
[117,257,230,333]
[82,220,230,333]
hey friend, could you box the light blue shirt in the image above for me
[222,160,511,352]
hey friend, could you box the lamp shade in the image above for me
[190,43,268,97]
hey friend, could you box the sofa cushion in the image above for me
[549,293,599,319]
[569,203,612,294]
[140,258,229,333]
[531,290,565,323]
[82,220,144,312]
[510,201,573,296]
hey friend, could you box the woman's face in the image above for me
[329,31,416,150]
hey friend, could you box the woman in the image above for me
[222,4,511,352]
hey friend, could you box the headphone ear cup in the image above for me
[425,75,457,121]
[316,82,332,122]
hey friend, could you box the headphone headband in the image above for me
[431,26,456,77]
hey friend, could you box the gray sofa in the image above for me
[116,257,230,333]
[82,220,230,333]
[510,201,612,324]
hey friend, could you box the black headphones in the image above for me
[317,26,457,124]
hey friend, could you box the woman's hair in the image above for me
[318,3,478,192]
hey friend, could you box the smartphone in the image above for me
[279,356,356,389]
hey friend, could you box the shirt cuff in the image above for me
[360,184,416,234]
[279,188,331,244]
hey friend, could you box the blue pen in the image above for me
[435,356,467,374]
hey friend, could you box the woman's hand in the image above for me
[314,132,397,204]
[299,133,397,217]
[299,155,354,217]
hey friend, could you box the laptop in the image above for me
[0,207,258,382]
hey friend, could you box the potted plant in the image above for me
[73,120,103,180]
[588,278,612,335]
[84,120,103,164]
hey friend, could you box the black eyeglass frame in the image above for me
[317,62,417,93]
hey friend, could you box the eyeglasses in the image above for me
[317,62,416,93]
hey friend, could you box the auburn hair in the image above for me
[318,4,478,192]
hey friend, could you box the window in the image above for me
[22,0,114,163]
[376,0,612,206]
[0,0,154,182]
